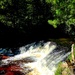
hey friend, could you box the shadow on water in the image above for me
[0,22,70,48]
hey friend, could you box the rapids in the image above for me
[1,41,71,75]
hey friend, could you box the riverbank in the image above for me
[55,44,75,75]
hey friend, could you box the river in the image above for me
[0,41,71,75]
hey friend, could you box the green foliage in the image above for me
[55,62,62,75]
[73,45,75,56]
[0,0,51,32]
[48,19,59,28]
[67,54,72,62]
[47,0,75,36]
[1,0,75,36]
[55,62,70,75]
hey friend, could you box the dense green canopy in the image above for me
[47,0,75,36]
[0,0,51,32]
[0,0,75,36]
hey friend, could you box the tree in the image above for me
[46,0,75,36]
[0,0,52,33]
[0,0,28,30]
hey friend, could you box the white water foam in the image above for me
[1,41,71,75]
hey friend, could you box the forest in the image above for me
[0,0,75,47]
[0,0,75,75]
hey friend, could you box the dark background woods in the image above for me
[0,22,69,48]
[0,0,74,48]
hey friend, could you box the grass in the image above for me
[55,62,62,75]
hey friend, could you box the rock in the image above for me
[26,68,41,75]
[61,62,68,68]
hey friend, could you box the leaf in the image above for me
[56,9,61,15]
[48,20,58,28]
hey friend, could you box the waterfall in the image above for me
[1,41,71,75]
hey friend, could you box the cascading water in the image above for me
[0,41,71,75]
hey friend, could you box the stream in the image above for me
[0,41,71,75]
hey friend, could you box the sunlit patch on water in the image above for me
[0,41,71,75]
